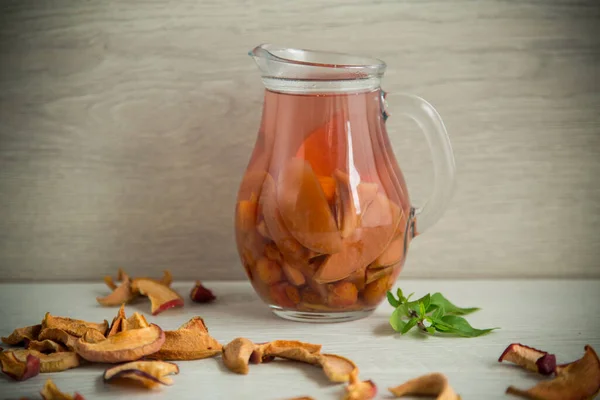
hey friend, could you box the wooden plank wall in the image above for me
[0,0,598,281]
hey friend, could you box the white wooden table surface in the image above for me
[1,280,599,399]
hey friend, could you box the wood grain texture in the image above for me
[0,0,599,281]
[0,280,599,398]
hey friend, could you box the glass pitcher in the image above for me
[235,44,455,322]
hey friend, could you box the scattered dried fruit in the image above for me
[122,312,150,331]
[74,324,165,363]
[38,328,78,351]
[343,371,377,400]
[104,360,179,389]
[506,345,600,400]
[0,351,40,381]
[190,281,216,303]
[11,349,80,372]
[131,278,184,315]
[147,317,222,361]
[1,324,42,345]
[499,343,557,375]
[40,378,85,400]
[388,372,460,399]
[27,339,67,354]
[106,304,127,337]
[96,271,136,306]
[42,313,108,338]
[81,329,106,344]
[222,337,256,375]
[222,338,356,383]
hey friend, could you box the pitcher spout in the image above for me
[249,44,386,93]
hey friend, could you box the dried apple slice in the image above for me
[363,275,393,306]
[327,282,358,308]
[256,257,283,285]
[260,174,306,259]
[147,317,222,361]
[499,343,557,375]
[11,349,80,372]
[318,175,336,203]
[121,312,150,331]
[236,194,259,233]
[38,329,78,351]
[507,345,600,400]
[0,351,40,381]
[40,378,85,400]
[131,278,184,315]
[389,373,460,399]
[277,158,342,254]
[97,271,136,307]
[106,304,127,337]
[320,354,357,383]
[1,324,42,345]
[104,360,179,389]
[223,337,256,375]
[190,280,216,303]
[334,170,358,238]
[42,313,108,338]
[27,340,67,354]
[282,262,306,286]
[374,235,404,268]
[344,371,377,400]
[74,324,165,363]
[81,329,106,344]
[365,266,393,285]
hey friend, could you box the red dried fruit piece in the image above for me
[0,351,40,381]
[499,343,557,375]
[147,316,222,361]
[389,373,460,399]
[131,278,184,315]
[74,324,165,363]
[97,271,137,307]
[104,360,179,389]
[507,345,600,400]
[190,281,216,303]
[40,378,85,400]
[344,371,377,400]
[1,324,42,345]
[277,158,342,254]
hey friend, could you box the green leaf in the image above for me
[396,288,404,302]
[386,291,400,308]
[389,305,408,332]
[425,326,436,334]
[407,301,421,317]
[432,304,445,320]
[430,293,480,315]
[401,317,418,334]
[405,292,414,302]
[440,315,498,337]
[419,301,426,317]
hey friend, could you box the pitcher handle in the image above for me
[382,91,456,235]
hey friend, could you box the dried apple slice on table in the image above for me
[97,269,137,306]
[104,360,179,389]
[506,345,600,400]
[0,351,40,381]
[147,316,222,361]
[37,328,79,351]
[74,323,165,363]
[41,378,86,400]
[389,372,460,399]
[1,324,42,345]
[277,158,342,254]
[499,343,557,375]
[27,339,67,353]
[343,370,377,400]
[10,349,80,372]
[131,278,184,315]
[42,313,108,338]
